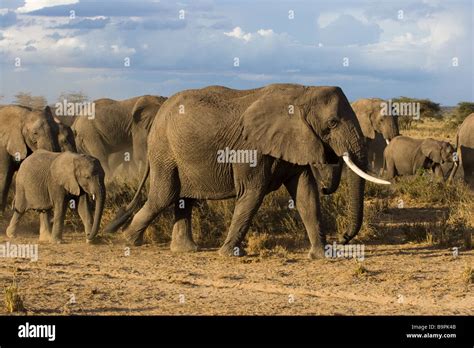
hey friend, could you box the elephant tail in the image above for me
[103,162,150,233]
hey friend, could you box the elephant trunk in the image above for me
[87,182,105,242]
[339,155,366,244]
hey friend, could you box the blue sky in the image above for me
[0,0,472,105]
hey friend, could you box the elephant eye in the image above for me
[328,119,338,129]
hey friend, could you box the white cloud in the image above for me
[224,26,252,42]
[17,0,79,13]
[257,29,274,37]
[224,27,275,42]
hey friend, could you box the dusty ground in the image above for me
[0,227,472,315]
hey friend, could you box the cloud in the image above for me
[55,16,110,29]
[318,14,382,46]
[224,27,275,42]
[17,0,79,13]
[0,10,17,27]
[224,27,252,42]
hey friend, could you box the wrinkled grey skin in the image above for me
[0,105,59,212]
[383,136,456,180]
[351,98,399,174]
[106,84,370,257]
[449,113,474,188]
[52,118,77,152]
[72,95,166,179]
[6,150,106,243]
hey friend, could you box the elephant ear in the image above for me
[6,129,27,160]
[241,91,326,166]
[132,95,164,131]
[51,154,81,196]
[421,139,443,164]
[351,100,376,139]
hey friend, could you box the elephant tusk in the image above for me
[92,194,96,201]
[343,153,391,185]
[385,139,390,145]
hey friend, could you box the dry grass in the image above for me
[461,266,473,284]
[4,271,26,313]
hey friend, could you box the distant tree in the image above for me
[454,102,474,123]
[57,91,89,104]
[392,97,441,130]
[14,92,47,109]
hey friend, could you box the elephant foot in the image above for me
[218,244,246,257]
[39,233,52,243]
[6,226,17,239]
[123,229,144,246]
[51,238,63,244]
[170,238,198,253]
[308,246,325,260]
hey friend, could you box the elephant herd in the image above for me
[0,84,473,258]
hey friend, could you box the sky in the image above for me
[0,0,473,105]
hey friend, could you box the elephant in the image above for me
[105,84,390,258]
[383,136,457,180]
[52,117,77,152]
[5,150,106,243]
[449,113,474,188]
[351,98,400,174]
[0,105,59,212]
[72,95,167,179]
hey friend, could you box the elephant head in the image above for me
[242,85,390,244]
[50,153,106,241]
[6,106,58,160]
[53,117,77,152]
[351,98,399,143]
[419,139,457,176]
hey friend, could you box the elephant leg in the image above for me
[218,188,265,257]
[284,169,326,259]
[0,151,14,212]
[123,169,179,246]
[433,165,444,181]
[170,198,198,253]
[385,157,396,179]
[6,210,24,238]
[78,195,93,238]
[39,211,52,242]
[51,199,67,244]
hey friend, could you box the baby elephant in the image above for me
[6,150,106,243]
[383,136,456,180]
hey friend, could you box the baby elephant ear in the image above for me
[241,92,326,166]
[421,138,443,164]
[51,153,81,196]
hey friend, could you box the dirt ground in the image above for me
[0,227,472,315]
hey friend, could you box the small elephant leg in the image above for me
[218,188,265,257]
[170,198,198,253]
[39,211,52,242]
[51,199,67,244]
[385,156,396,179]
[284,169,325,259]
[78,195,93,238]
[6,210,24,238]
[433,164,444,181]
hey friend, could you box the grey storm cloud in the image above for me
[318,14,382,46]
[117,19,186,31]
[0,10,17,27]
[55,17,110,29]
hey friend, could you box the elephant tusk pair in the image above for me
[342,153,391,185]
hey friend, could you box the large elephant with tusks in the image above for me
[105,84,390,258]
